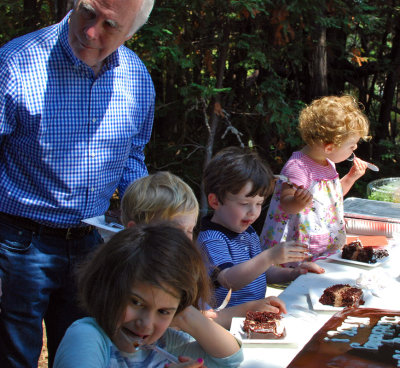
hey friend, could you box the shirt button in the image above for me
[91,187,95,192]
[92,118,96,123]
[241,236,245,240]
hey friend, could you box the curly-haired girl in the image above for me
[260,95,370,261]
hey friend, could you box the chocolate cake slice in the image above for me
[242,311,285,339]
[319,284,364,307]
[342,240,388,264]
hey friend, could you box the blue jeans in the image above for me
[0,218,103,368]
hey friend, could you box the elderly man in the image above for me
[0,0,155,366]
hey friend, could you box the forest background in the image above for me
[2,0,400,233]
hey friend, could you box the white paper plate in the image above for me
[229,317,297,345]
[82,215,123,233]
[309,286,372,311]
[328,251,389,268]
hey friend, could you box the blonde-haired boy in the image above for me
[121,171,198,239]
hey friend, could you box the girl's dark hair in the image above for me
[203,146,274,203]
[77,223,211,337]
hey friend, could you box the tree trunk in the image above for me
[327,28,347,95]
[377,15,400,142]
[200,26,230,216]
[310,26,328,99]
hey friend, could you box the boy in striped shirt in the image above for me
[198,147,323,309]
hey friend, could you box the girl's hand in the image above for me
[165,357,207,368]
[293,185,313,207]
[290,261,325,279]
[267,241,309,264]
[348,157,368,180]
[280,182,313,214]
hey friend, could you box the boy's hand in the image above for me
[290,261,325,279]
[267,241,308,265]
[202,309,217,320]
[247,296,287,315]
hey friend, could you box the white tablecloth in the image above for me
[238,236,400,367]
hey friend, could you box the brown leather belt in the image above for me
[0,212,94,240]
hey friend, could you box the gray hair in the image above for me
[73,0,154,37]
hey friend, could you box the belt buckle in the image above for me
[65,227,73,240]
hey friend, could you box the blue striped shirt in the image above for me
[0,12,155,227]
[197,216,267,308]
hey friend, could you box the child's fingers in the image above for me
[265,296,287,313]
[301,261,325,274]
[293,187,313,204]
[203,309,217,320]
[274,241,309,262]
[166,357,205,368]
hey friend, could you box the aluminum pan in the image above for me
[345,217,400,237]
[343,197,400,224]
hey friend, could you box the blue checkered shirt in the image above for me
[0,12,155,227]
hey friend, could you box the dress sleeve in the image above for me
[281,158,312,189]
[53,320,110,368]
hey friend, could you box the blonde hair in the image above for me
[298,95,370,147]
[121,171,199,227]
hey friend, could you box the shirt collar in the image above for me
[200,215,255,240]
[59,10,120,74]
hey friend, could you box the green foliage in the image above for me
[131,0,400,195]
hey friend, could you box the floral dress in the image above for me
[260,151,346,258]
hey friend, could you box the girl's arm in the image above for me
[173,306,240,358]
[279,183,313,214]
[217,242,308,290]
[341,157,368,195]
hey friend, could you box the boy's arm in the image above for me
[341,157,368,195]
[217,243,307,290]
[265,263,325,283]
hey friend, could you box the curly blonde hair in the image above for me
[298,95,370,147]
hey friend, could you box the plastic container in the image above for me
[344,197,400,237]
[367,177,400,203]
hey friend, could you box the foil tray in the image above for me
[344,197,400,237]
